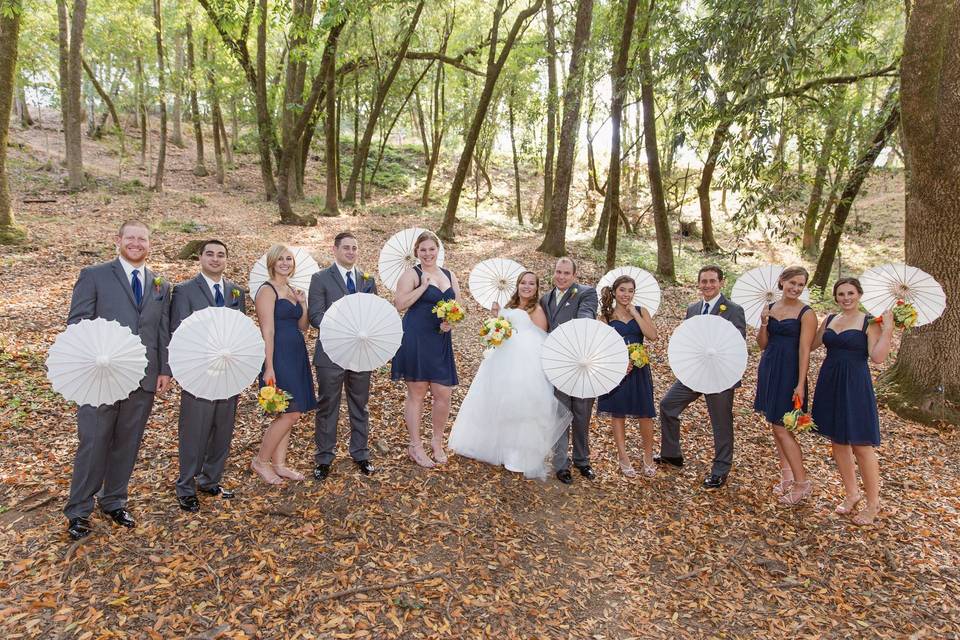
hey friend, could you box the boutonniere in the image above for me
[719,304,727,312]
[153,276,164,293]
[231,289,241,300]
[571,287,578,297]
[362,272,371,281]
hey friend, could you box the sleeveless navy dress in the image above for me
[258,283,317,413]
[754,304,811,425]
[597,309,656,419]
[811,315,880,446]
[390,266,459,386]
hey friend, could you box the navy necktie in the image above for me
[131,269,143,306]
[702,302,710,315]
[214,283,225,307]
[346,270,357,294]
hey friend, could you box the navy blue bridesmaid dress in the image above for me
[258,283,317,413]
[811,314,881,446]
[597,309,656,419]
[754,304,811,425]
[390,266,459,386]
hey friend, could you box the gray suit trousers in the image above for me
[552,391,594,471]
[659,380,736,476]
[176,392,238,497]
[64,389,155,519]
[314,366,371,465]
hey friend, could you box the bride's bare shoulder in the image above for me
[529,305,548,331]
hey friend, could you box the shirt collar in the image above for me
[118,256,144,283]
[200,272,224,294]
[703,293,723,309]
[335,261,355,281]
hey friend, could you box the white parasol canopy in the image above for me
[46,318,148,406]
[667,315,747,394]
[541,319,629,398]
[319,292,404,371]
[731,264,811,328]
[468,258,526,310]
[859,263,946,327]
[596,266,662,316]
[249,246,320,302]
[377,227,446,292]
[168,307,265,400]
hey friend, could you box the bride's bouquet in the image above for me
[432,299,466,326]
[627,343,649,369]
[480,316,513,348]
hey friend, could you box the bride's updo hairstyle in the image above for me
[505,271,540,312]
[600,275,636,322]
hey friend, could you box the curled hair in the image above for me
[505,271,540,313]
[698,264,724,282]
[777,265,809,290]
[832,277,863,300]
[413,230,441,256]
[600,275,636,322]
[265,244,294,279]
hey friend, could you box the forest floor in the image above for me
[1,119,958,639]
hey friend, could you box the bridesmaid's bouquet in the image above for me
[627,343,649,369]
[870,299,918,330]
[480,317,513,348]
[782,395,816,434]
[432,300,466,325]
[258,381,292,415]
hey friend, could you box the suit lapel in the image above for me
[195,273,216,306]
[112,259,140,310]
[711,294,726,316]
[329,265,348,295]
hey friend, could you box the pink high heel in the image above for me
[779,480,812,505]
[835,494,863,515]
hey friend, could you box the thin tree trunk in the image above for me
[56,0,69,147]
[694,118,729,253]
[322,24,339,217]
[802,105,841,256]
[171,30,185,147]
[255,0,277,199]
[186,21,207,176]
[420,24,448,207]
[542,0,558,230]
[17,84,33,128]
[538,0,594,256]
[343,0,424,203]
[0,3,24,242]
[81,58,124,156]
[64,0,88,189]
[811,90,899,289]
[136,55,146,166]
[509,87,523,225]
[204,38,225,184]
[151,0,167,192]
[219,113,233,165]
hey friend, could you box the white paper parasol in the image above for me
[46,318,148,406]
[731,264,811,328]
[168,307,265,400]
[541,319,629,398]
[468,258,526,310]
[596,266,662,316]
[249,246,320,302]
[319,293,404,371]
[859,263,946,327]
[377,227,446,292]
[668,315,747,394]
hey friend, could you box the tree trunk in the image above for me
[509,88,523,225]
[420,29,447,207]
[56,0,69,145]
[438,0,544,241]
[136,55,146,166]
[883,0,960,424]
[602,0,639,270]
[811,89,899,289]
[542,0,558,230]
[186,21,207,176]
[64,0,88,190]
[0,2,25,243]
[639,4,674,280]
[322,23,339,217]
[802,103,841,257]
[171,30,185,147]
[694,119,729,253]
[343,0,424,204]
[538,0,594,256]
[151,0,167,192]
[81,58,124,155]
[16,84,33,128]
[369,61,433,185]
[255,0,277,199]
[219,112,233,166]
[204,38,225,185]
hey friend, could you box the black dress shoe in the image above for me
[313,464,331,481]
[702,474,728,489]
[556,469,573,485]
[67,517,92,540]
[199,485,234,499]
[574,465,596,480]
[104,508,136,528]
[653,455,684,468]
[177,495,200,512]
[355,460,376,476]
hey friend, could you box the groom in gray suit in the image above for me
[539,257,599,484]
[308,231,378,480]
[166,240,246,513]
[656,265,747,489]
[64,220,171,540]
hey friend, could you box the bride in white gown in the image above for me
[449,271,572,479]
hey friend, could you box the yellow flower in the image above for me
[782,412,797,429]
[260,386,276,401]
[719,304,727,312]
[363,272,371,280]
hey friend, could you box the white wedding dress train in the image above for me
[449,308,572,479]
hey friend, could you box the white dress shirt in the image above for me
[118,256,146,289]
[335,262,357,289]
[201,273,225,300]
[554,287,569,307]
[700,293,722,315]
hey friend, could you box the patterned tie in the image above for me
[702,302,710,315]
[214,283,225,307]
[555,289,564,307]
[346,270,357,295]
[131,269,143,306]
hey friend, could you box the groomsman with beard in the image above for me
[64,220,172,540]
[308,231,378,480]
[166,240,246,512]
[540,257,599,484]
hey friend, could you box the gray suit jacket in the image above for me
[308,264,378,368]
[539,283,599,331]
[164,273,247,375]
[67,258,171,393]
